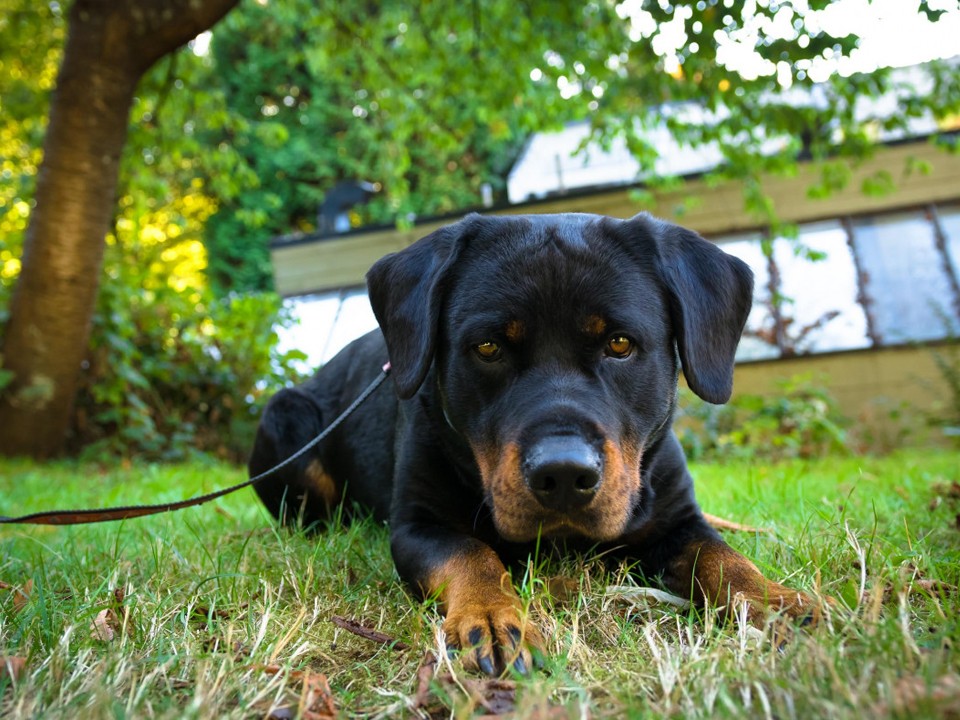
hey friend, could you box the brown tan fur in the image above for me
[303,460,341,512]
[425,545,543,673]
[471,438,643,542]
[666,539,820,627]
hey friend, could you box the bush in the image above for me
[676,373,851,462]
[67,242,306,462]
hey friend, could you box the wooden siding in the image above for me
[271,139,960,296]
[724,343,957,444]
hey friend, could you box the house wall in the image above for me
[271,140,960,296]
[727,343,956,445]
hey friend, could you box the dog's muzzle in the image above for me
[521,435,602,513]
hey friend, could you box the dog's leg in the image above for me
[249,388,341,526]
[392,527,542,675]
[661,536,820,627]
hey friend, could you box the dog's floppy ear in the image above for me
[626,213,754,404]
[366,215,476,399]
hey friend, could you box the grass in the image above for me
[1,448,959,718]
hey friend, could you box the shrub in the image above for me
[68,244,306,462]
[676,373,851,462]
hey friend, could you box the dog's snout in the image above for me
[523,437,602,512]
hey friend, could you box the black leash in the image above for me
[0,363,391,526]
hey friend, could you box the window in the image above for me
[850,210,955,343]
[278,289,378,369]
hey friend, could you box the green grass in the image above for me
[1,449,959,718]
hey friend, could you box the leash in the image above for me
[0,363,391,526]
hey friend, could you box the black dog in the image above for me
[249,212,818,675]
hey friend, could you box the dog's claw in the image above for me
[477,653,497,676]
[443,601,544,676]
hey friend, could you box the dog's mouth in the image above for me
[471,437,643,544]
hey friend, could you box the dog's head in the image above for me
[367,213,752,542]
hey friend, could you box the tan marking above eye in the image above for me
[605,335,633,358]
[583,315,607,338]
[505,320,525,343]
[475,341,502,360]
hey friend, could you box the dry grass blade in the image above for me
[606,585,692,609]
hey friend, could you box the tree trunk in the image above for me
[0,0,239,458]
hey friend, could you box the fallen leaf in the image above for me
[914,578,957,596]
[703,512,769,534]
[91,608,121,643]
[266,708,295,720]
[12,579,33,615]
[931,480,960,499]
[0,656,27,682]
[546,576,580,602]
[301,671,337,719]
[874,673,960,717]
[459,677,516,716]
[330,615,409,651]
[414,652,439,709]
[255,668,338,720]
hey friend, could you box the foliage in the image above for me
[676,373,850,461]
[0,0,65,295]
[192,1,960,292]
[198,0,571,292]
[70,234,306,461]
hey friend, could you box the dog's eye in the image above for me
[605,335,634,358]
[474,341,502,362]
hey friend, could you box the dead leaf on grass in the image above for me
[90,586,131,643]
[931,480,960,500]
[874,673,960,717]
[455,677,517,716]
[411,651,517,716]
[301,671,337,719]
[7,578,33,615]
[91,608,122,643]
[606,585,692,609]
[703,512,769,534]
[413,652,439,710]
[884,566,958,603]
[256,668,338,720]
[545,576,580,602]
[0,656,27,682]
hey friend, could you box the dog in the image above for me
[249,212,819,675]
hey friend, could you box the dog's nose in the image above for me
[523,437,602,512]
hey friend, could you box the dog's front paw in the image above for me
[443,597,543,676]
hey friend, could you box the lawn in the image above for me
[1,449,959,718]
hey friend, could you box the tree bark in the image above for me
[0,0,239,458]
